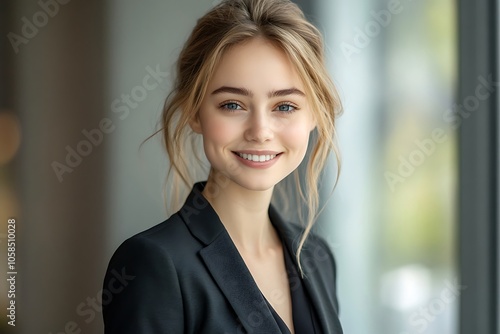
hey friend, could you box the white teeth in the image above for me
[237,152,278,162]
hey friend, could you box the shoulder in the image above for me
[115,212,197,257]
[274,213,338,281]
[105,212,204,283]
[106,213,184,275]
[276,215,336,264]
[103,214,187,333]
[301,228,338,277]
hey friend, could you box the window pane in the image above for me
[315,0,458,333]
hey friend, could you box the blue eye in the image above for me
[275,103,297,113]
[220,102,242,111]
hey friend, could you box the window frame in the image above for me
[458,0,499,333]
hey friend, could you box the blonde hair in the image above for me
[158,0,342,274]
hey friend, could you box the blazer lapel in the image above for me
[180,182,281,334]
[200,234,281,333]
[269,205,342,334]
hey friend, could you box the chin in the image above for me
[232,179,274,192]
[231,173,288,192]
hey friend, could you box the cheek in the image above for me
[280,121,311,152]
[200,115,238,147]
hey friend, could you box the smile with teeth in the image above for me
[236,152,280,162]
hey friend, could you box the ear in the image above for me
[189,112,203,134]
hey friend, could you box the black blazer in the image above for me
[103,182,343,334]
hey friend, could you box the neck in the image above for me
[201,171,279,254]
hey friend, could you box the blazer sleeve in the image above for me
[102,235,184,333]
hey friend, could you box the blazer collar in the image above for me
[179,182,296,247]
[179,182,340,333]
[179,182,297,247]
[179,181,223,245]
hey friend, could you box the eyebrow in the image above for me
[211,86,305,98]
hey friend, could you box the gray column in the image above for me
[8,0,108,332]
[459,0,499,333]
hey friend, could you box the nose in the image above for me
[244,109,274,143]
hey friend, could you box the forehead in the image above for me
[207,37,304,92]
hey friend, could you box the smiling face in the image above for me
[190,37,316,192]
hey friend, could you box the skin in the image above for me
[190,36,316,333]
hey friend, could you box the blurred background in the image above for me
[0,0,497,333]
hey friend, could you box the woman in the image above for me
[103,0,343,333]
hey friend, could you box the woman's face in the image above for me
[192,37,316,192]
